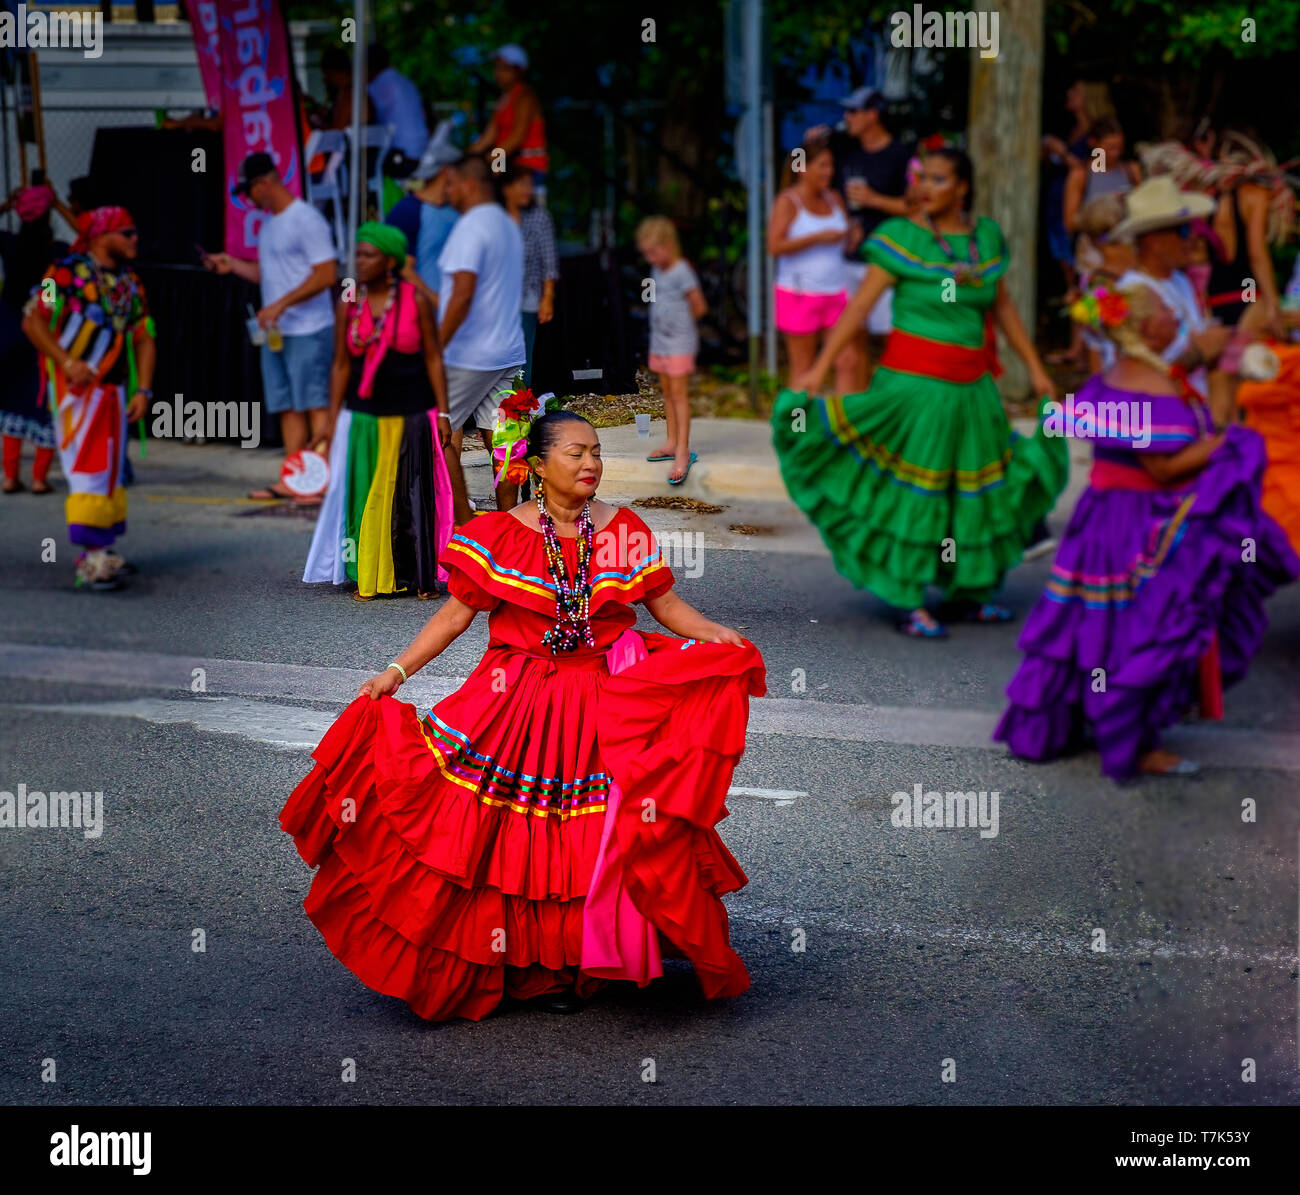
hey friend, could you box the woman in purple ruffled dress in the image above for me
[994,282,1298,779]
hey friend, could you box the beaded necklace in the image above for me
[536,494,596,653]
[348,280,397,350]
[86,256,138,332]
[926,214,981,285]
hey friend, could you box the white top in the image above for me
[774,191,849,295]
[368,67,430,159]
[1117,268,1207,365]
[649,260,701,357]
[437,201,526,371]
[257,199,337,336]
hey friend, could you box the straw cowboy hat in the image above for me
[1111,175,1214,239]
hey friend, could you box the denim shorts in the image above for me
[260,325,334,415]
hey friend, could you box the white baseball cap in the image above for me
[496,43,528,70]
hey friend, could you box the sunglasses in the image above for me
[117,228,139,238]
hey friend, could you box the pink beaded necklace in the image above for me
[536,494,596,653]
[348,280,397,350]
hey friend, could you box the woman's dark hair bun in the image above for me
[526,409,593,465]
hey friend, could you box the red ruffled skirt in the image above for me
[280,633,766,1021]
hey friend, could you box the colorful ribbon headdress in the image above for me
[491,381,556,486]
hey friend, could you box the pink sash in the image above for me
[427,410,455,583]
[580,629,665,984]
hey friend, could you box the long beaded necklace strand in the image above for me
[926,214,981,285]
[536,494,596,653]
[348,278,397,349]
[87,258,137,331]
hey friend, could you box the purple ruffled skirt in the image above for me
[994,426,1298,779]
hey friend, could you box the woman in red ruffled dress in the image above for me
[280,410,766,1020]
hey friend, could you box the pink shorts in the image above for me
[775,286,849,335]
[649,352,696,377]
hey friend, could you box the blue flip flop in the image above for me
[646,453,674,462]
[667,452,698,486]
[898,610,948,639]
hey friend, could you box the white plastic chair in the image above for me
[304,129,348,261]
[360,124,395,218]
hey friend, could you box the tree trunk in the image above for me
[968,0,1043,400]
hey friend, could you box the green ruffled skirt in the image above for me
[772,369,1068,609]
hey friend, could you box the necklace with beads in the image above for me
[926,214,981,285]
[86,256,138,331]
[536,494,596,653]
[348,281,397,349]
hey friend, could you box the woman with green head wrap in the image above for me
[355,220,408,266]
[303,221,456,601]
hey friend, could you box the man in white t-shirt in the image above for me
[1112,176,1230,390]
[437,154,526,518]
[207,153,338,501]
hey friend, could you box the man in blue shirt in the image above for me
[386,121,460,309]
[366,45,429,179]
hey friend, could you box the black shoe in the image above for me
[538,992,585,1015]
[76,575,122,592]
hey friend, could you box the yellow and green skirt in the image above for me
[303,407,455,597]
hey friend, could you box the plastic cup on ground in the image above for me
[635,413,651,438]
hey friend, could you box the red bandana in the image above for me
[72,206,135,253]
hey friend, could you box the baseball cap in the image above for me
[232,152,276,197]
[840,86,886,112]
[495,43,528,70]
[412,119,461,182]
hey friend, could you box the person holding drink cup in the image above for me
[204,152,338,501]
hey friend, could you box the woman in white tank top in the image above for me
[768,138,858,392]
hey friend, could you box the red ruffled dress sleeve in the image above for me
[615,508,675,605]
[439,519,503,611]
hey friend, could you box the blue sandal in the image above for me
[898,610,948,639]
[667,452,698,486]
[646,453,674,462]
[960,602,1013,623]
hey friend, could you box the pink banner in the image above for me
[189,2,223,112]
[215,0,302,259]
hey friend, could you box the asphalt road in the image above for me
[1,443,1298,1105]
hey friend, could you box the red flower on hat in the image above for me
[1095,289,1129,327]
[499,387,535,421]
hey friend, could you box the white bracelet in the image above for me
[436,412,452,421]
[386,661,408,683]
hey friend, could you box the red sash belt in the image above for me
[1089,458,1164,491]
[880,317,1002,383]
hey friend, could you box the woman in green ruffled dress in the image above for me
[778,148,1067,637]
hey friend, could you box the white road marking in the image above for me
[1,695,810,807]
[727,787,806,806]
[726,905,1299,967]
[2,654,1292,972]
[3,642,1300,772]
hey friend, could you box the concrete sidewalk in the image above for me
[17,410,1086,514]
[596,416,786,503]
[593,413,1089,510]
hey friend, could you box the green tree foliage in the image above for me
[1050,0,1298,63]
